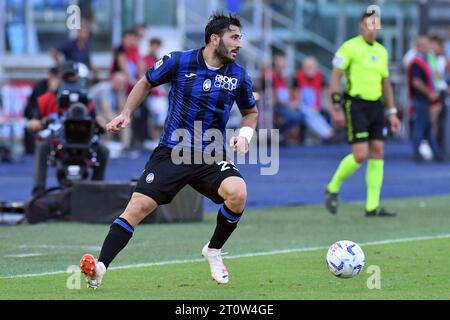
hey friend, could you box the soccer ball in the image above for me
[326,240,365,278]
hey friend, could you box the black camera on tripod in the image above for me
[44,63,105,186]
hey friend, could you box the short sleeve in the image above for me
[332,42,352,71]
[381,48,390,79]
[411,63,424,80]
[236,71,256,110]
[145,52,178,87]
[381,66,389,79]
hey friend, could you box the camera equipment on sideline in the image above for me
[38,65,105,187]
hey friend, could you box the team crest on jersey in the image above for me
[203,79,212,92]
[371,55,377,61]
[146,173,155,183]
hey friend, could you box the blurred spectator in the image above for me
[407,36,443,162]
[135,23,147,39]
[294,56,334,142]
[257,61,283,131]
[429,34,448,93]
[134,23,149,57]
[428,34,447,139]
[110,29,140,87]
[110,29,146,151]
[139,38,168,150]
[89,71,131,155]
[446,27,450,84]
[403,41,417,70]
[0,92,11,162]
[23,66,61,154]
[446,26,450,61]
[24,67,61,120]
[269,54,304,145]
[140,38,162,72]
[429,34,448,147]
[49,23,97,80]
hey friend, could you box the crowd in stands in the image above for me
[261,53,335,146]
[404,32,450,161]
[20,23,169,159]
[1,23,450,163]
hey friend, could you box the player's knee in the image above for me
[122,194,157,225]
[369,147,384,159]
[135,201,153,216]
[353,152,367,164]
[234,188,247,207]
[224,184,247,209]
[369,150,384,159]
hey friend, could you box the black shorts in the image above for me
[134,146,244,205]
[343,96,387,144]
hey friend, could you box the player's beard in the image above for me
[214,38,237,64]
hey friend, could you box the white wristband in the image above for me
[238,126,254,144]
[386,107,398,116]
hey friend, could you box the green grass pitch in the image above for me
[0,195,449,300]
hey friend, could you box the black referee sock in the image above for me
[209,204,243,249]
[98,217,134,269]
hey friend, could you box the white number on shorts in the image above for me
[218,160,239,172]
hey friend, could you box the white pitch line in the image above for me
[1,233,449,279]
[16,244,102,251]
[4,253,44,258]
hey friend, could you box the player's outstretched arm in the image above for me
[106,77,153,132]
[230,106,258,155]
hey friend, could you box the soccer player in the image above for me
[79,12,258,288]
[324,11,401,217]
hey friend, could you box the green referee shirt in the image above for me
[332,35,389,101]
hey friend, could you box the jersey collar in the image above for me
[359,35,375,46]
[198,47,229,73]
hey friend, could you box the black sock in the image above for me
[98,218,134,269]
[209,204,243,249]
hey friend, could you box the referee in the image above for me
[325,11,401,217]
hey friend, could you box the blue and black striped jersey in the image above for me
[145,48,256,151]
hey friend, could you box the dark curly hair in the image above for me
[204,12,242,45]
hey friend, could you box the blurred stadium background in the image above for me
[0,0,450,154]
[0,0,450,300]
[1,0,450,132]
[1,0,449,209]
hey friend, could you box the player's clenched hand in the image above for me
[106,113,131,132]
[389,114,401,133]
[229,136,249,155]
[332,108,346,128]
